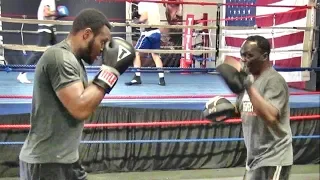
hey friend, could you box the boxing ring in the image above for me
[0,68,320,114]
[0,68,319,177]
[0,0,320,178]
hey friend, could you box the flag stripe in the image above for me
[223,28,305,39]
[279,72,309,83]
[273,57,301,67]
[256,0,282,5]
[288,82,305,89]
[225,31,304,48]
[275,17,307,27]
[223,56,301,68]
[224,49,302,62]
[256,8,307,27]
[256,0,309,15]
[273,31,304,49]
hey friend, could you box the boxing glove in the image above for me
[92,37,136,94]
[56,6,69,18]
[216,63,253,94]
[203,96,236,122]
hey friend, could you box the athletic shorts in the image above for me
[135,29,161,50]
[19,160,87,180]
[243,165,292,180]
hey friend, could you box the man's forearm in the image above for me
[246,87,279,124]
[48,11,57,17]
[76,84,105,120]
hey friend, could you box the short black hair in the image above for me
[245,35,271,55]
[71,8,112,35]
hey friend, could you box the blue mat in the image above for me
[0,71,319,115]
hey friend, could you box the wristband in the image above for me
[92,66,120,94]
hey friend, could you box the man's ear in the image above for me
[83,28,92,40]
[262,53,268,60]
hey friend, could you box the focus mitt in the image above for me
[216,63,253,94]
[203,96,236,122]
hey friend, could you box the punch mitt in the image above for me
[216,63,253,94]
[203,96,235,122]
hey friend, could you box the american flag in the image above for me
[221,0,311,89]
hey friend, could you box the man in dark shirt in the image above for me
[19,8,135,180]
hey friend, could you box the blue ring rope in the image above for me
[0,135,319,145]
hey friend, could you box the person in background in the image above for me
[125,1,166,86]
[17,0,68,83]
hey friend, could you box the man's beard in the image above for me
[166,11,182,25]
[81,38,95,65]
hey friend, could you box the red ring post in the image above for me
[181,14,195,72]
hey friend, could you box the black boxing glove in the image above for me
[203,96,236,122]
[216,63,253,94]
[92,37,136,94]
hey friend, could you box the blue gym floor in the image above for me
[0,71,319,115]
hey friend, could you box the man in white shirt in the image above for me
[125,2,166,86]
[17,0,58,84]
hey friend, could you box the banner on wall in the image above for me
[221,0,313,89]
[130,1,183,67]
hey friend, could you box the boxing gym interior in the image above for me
[0,0,319,179]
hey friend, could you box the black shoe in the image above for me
[158,77,166,86]
[125,75,142,86]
